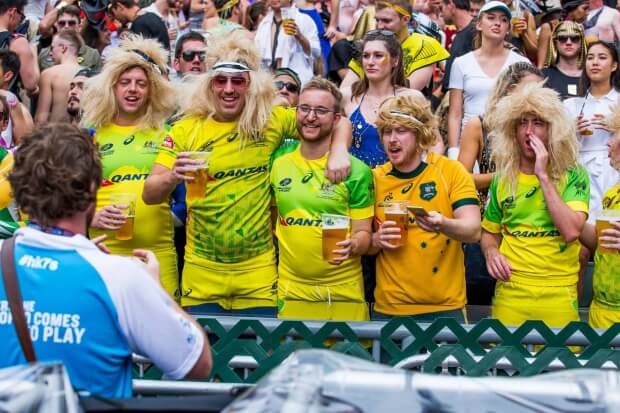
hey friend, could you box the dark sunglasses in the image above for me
[57,19,78,27]
[181,50,206,62]
[366,29,395,37]
[556,35,581,43]
[213,75,248,88]
[274,80,299,93]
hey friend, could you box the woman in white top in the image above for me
[447,1,530,159]
[565,40,620,222]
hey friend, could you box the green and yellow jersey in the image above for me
[349,32,449,79]
[593,184,620,309]
[154,106,297,308]
[0,148,21,238]
[91,124,178,296]
[482,167,590,286]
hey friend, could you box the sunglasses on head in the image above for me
[181,50,206,62]
[274,80,299,93]
[213,74,248,88]
[366,29,395,37]
[556,35,581,43]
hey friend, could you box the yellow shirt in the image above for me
[373,153,478,316]
[91,124,175,255]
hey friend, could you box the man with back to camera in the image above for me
[0,124,211,398]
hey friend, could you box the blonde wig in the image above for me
[491,82,579,192]
[544,21,586,68]
[376,95,438,152]
[483,62,544,131]
[179,32,276,144]
[80,35,177,131]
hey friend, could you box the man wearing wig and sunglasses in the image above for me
[273,67,301,107]
[542,21,586,100]
[143,33,353,316]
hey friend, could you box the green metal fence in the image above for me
[133,316,620,383]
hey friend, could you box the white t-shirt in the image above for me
[585,6,620,43]
[448,50,530,141]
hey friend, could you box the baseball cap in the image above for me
[561,0,587,11]
[479,1,512,19]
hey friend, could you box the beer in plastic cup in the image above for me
[322,213,350,263]
[186,151,211,202]
[596,211,620,254]
[282,8,296,35]
[384,201,409,247]
[111,193,137,241]
[511,10,524,37]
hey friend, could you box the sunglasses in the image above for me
[556,35,581,43]
[366,29,395,37]
[181,50,206,62]
[274,80,299,93]
[57,19,78,27]
[213,75,248,88]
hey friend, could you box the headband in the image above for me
[378,1,410,17]
[129,49,165,75]
[212,60,252,73]
[216,0,239,12]
[389,110,423,125]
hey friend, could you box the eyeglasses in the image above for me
[212,75,248,88]
[366,29,395,38]
[274,80,299,93]
[181,50,206,62]
[556,35,581,44]
[57,19,78,28]
[14,8,24,23]
[297,105,335,117]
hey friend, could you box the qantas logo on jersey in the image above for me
[279,215,322,227]
[507,229,560,237]
[101,174,149,186]
[18,254,59,271]
[213,165,268,180]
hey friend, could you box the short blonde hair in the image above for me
[376,95,437,152]
[607,104,620,135]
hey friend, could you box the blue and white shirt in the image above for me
[0,227,204,398]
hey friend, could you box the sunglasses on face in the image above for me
[181,50,206,62]
[274,80,299,93]
[57,19,78,27]
[556,35,581,43]
[213,75,248,88]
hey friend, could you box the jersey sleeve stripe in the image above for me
[451,198,479,210]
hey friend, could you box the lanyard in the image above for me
[28,223,76,237]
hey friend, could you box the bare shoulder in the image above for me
[340,85,354,114]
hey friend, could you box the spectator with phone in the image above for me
[368,95,480,321]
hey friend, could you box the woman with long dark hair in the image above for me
[341,30,422,168]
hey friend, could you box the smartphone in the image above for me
[407,205,429,217]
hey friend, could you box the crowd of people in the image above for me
[0,0,620,397]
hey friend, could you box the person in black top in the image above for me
[542,21,585,100]
[440,0,475,94]
[109,0,170,51]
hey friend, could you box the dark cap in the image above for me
[274,67,301,88]
[561,0,587,11]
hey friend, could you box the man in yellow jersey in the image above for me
[142,33,352,316]
[82,35,180,298]
[271,78,374,321]
[578,105,620,328]
[339,0,449,91]
[481,83,590,328]
[369,95,480,321]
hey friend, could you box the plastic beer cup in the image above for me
[186,151,211,202]
[596,211,620,254]
[511,10,524,37]
[282,8,296,35]
[322,214,350,264]
[384,201,409,247]
[111,193,137,241]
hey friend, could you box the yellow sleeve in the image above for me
[446,159,479,211]
[154,119,189,169]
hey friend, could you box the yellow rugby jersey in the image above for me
[155,106,297,264]
[91,124,176,256]
[592,184,620,308]
[270,145,374,286]
[482,167,590,287]
[373,152,478,316]
[349,32,449,78]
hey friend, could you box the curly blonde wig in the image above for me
[80,35,177,131]
[376,95,438,152]
[179,32,276,144]
[491,82,579,192]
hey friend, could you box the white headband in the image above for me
[211,61,251,73]
[389,110,423,125]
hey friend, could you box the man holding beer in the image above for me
[142,33,352,315]
[84,35,180,298]
[578,105,620,328]
[369,95,480,321]
[270,78,374,321]
[481,83,590,327]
